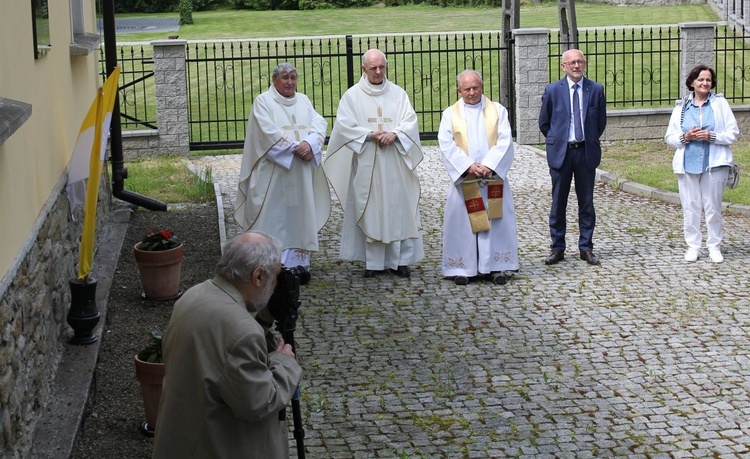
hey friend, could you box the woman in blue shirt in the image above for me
[665,65,739,263]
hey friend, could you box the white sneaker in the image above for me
[684,248,699,262]
[709,249,724,263]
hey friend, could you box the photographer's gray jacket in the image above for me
[152,275,302,459]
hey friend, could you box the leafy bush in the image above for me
[115,0,178,13]
[192,0,224,10]
[229,0,299,9]
[299,0,335,8]
[179,0,194,24]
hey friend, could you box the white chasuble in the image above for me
[234,86,330,254]
[437,96,519,277]
[324,75,424,269]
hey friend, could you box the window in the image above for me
[31,0,51,59]
[69,0,100,56]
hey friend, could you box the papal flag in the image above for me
[67,66,120,280]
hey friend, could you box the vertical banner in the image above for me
[73,67,121,280]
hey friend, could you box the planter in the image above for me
[133,243,183,300]
[134,354,165,436]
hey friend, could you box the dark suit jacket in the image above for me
[538,76,607,170]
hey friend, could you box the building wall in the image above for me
[0,0,107,457]
[0,0,100,277]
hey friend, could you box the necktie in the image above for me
[573,83,583,141]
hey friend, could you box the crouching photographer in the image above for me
[152,231,302,459]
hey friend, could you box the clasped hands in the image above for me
[684,127,710,142]
[466,163,493,179]
[292,141,313,162]
[370,130,397,147]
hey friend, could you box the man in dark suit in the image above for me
[538,49,607,266]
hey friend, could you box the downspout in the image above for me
[102,0,167,211]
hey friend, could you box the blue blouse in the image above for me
[682,94,715,174]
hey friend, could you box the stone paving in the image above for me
[189,146,750,458]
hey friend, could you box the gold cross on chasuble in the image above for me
[282,115,307,141]
[367,106,392,130]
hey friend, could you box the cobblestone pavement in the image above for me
[189,146,750,458]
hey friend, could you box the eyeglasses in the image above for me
[563,60,586,67]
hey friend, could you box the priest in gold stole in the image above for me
[437,70,519,286]
[234,63,330,278]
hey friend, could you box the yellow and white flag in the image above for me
[68,66,120,280]
[66,66,120,210]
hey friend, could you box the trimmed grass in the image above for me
[114,4,716,42]
[599,138,750,206]
[126,156,214,203]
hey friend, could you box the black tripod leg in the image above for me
[291,387,305,459]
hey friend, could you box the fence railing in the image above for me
[549,25,682,108]
[102,23,750,151]
[185,32,511,150]
[100,44,156,131]
[715,24,750,103]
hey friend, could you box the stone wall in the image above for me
[602,105,750,141]
[0,171,111,458]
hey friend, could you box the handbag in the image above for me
[726,162,740,189]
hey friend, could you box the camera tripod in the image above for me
[276,313,305,459]
[268,266,306,459]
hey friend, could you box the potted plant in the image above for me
[133,230,184,300]
[134,331,165,436]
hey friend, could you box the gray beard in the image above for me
[252,278,276,311]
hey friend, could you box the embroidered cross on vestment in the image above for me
[282,115,307,141]
[367,106,392,130]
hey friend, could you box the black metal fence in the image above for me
[715,24,750,103]
[100,44,156,130]
[548,26,682,108]
[103,24,750,151]
[547,24,750,107]
[185,32,511,150]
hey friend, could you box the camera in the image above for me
[285,265,310,286]
[266,265,308,332]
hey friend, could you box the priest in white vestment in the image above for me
[324,49,424,278]
[234,63,330,277]
[437,70,519,286]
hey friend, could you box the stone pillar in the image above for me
[151,40,190,156]
[512,28,549,145]
[679,23,717,98]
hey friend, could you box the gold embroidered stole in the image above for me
[452,100,504,233]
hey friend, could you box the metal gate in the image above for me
[185,32,515,151]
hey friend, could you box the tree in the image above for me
[180,0,194,25]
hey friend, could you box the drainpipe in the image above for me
[102,0,166,211]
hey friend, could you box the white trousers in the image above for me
[677,168,728,250]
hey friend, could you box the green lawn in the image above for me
[114,3,750,206]
[600,138,750,206]
[114,4,716,41]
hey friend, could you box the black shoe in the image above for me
[454,276,469,285]
[489,272,507,285]
[363,269,377,278]
[544,251,565,265]
[391,266,411,278]
[579,250,601,266]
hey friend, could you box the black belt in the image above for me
[568,141,585,149]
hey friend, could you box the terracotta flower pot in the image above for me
[133,243,183,300]
[134,354,165,436]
